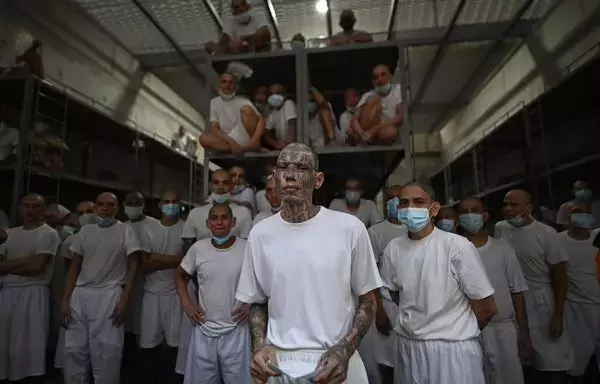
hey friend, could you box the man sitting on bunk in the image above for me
[206,0,271,55]
[199,72,265,154]
[264,83,297,150]
[331,9,373,46]
[252,85,269,116]
[338,88,360,145]
[350,64,403,145]
[306,86,336,147]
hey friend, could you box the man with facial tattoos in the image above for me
[236,142,381,383]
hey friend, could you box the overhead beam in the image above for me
[326,0,333,38]
[411,0,467,107]
[263,0,282,49]
[427,0,535,133]
[387,0,400,40]
[131,0,208,85]
[201,0,223,32]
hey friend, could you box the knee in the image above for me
[360,99,382,126]
[198,132,210,146]
[240,106,258,127]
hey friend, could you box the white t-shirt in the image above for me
[253,210,275,226]
[367,220,407,265]
[0,224,60,287]
[267,99,297,141]
[223,10,269,39]
[495,220,569,292]
[307,104,337,148]
[357,84,403,121]
[182,203,252,240]
[144,220,185,295]
[236,208,383,350]
[181,237,247,337]
[329,198,383,227]
[255,189,269,213]
[70,222,141,288]
[475,237,528,324]
[380,228,495,341]
[210,96,257,134]
[127,216,160,252]
[337,111,353,143]
[60,233,77,260]
[556,199,600,228]
[0,125,19,161]
[560,229,600,304]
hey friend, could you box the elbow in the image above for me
[482,300,498,322]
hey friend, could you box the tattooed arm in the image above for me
[249,302,269,352]
[314,290,378,383]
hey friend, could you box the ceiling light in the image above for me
[315,0,328,14]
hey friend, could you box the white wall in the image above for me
[438,0,600,169]
[0,0,211,161]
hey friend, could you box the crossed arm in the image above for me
[0,253,51,276]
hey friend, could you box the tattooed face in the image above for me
[274,143,324,203]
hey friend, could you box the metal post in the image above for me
[56,95,69,204]
[188,160,194,205]
[10,77,35,224]
[522,107,540,216]
[295,49,307,144]
[443,167,451,205]
[398,44,414,180]
[472,147,480,195]
[202,156,210,200]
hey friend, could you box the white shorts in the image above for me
[374,295,398,368]
[176,282,196,374]
[480,322,524,384]
[0,285,50,381]
[140,292,182,349]
[64,286,125,384]
[184,325,251,384]
[267,349,368,384]
[395,336,485,384]
[524,289,574,371]
[228,122,252,147]
[564,300,600,376]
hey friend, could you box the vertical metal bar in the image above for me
[188,160,194,205]
[387,0,400,40]
[522,107,540,216]
[10,77,35,224]
[472,147,480,195]
[295,49,307,144]
[443,167,450,205]
[56,95,69,204]
[202,157,210,200]
[325,0,333,38]
[263,0,283,49]
[536,99,555,210]
[398,43,414,181]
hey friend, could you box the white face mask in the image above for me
[220,91,236,100]
[124,206,144,220]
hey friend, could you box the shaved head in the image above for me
[506,189,532,205]
[124,191,145,207]
[503,189,533,222]
[96,192,119,218]
[211,169,233,194]
[386,184,403,199]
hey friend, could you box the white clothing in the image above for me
[494,220,569,292]
[64,286,124,384]
[522,287,574,371]
[475,237,528,323]
[368,220,407,265]
[307,103,337,147]
[380,228,495,340]
[236,207,383,350]
[560,229,600,304]
[208,187,256,213]
[176,282,197,374]
[181,238,247,337]
[556,199,600,228]
[266,99,297,141]
[357,84,403,122]
[53,234,77,369]
[480,322,525,384]
[210,96,259,147]
[182,203,252,240]
[376,298,399,368]
[140,219,185,348]
[69,222,141,288]
[564,301,600,376]
[0,285,49,381]
[255,189,269,213]
[253,210,275,226]
[0,210,9,230]
[0,125,19,161]
[223,9,269,39]
[329,198,383,227]
[337,110,353,144]
[184,325,251,384]
[394,336,485,384]
[0,223,60,287]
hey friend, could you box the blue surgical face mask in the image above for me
[307,101,318,114]
[574,189,592,201]
[398,207,431,233]
[161,203,180,218]
[386,197,399,220]
[571,213,595,229]
[507,214,525,228]
[96,216,117,228]
[232,185,245,194]
[58,225,75,240]
[212,235,231,245]
[375,82,392,95]
[345,191,361,204]
[437,219,455,233]
[268,94,284,108]
[124,206,143,220]
[234,12,251,24]
[459,213,484,234]
[212,192,230,204]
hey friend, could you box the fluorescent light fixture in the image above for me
[315,0,328,14]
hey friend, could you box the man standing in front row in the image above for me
[236,142,381,383]
[380,182,497,384]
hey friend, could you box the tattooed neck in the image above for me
[281,202,320,223]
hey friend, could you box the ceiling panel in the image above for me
[273,0,328,41]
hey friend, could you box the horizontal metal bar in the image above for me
[137,20,536,70]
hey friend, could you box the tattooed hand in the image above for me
[313,341,353,384]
